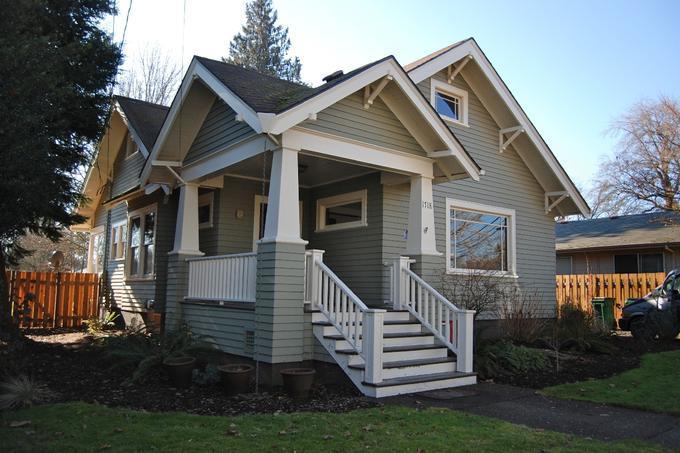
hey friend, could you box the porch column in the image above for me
[255,147,307,385]
[170,182,203,256]
[405,175,439,256]
[86,232,96,273]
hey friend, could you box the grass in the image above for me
[0,402,663,452]
[543,350,680,416]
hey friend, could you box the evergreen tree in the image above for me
[225,0,303,83]
[0,0,122,334]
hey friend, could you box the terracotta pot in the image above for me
[280,368,316,398]
[218,364,253,396]
[163,356,196,388]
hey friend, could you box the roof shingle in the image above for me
[114,96,169,150]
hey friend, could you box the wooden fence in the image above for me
[556,272,666,321]
[7,271,101,328]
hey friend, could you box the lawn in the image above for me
[1,402,662,452]
[543,350,680,416]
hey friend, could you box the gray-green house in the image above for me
[76,38,589,397]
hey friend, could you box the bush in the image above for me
[84,311,120,336]
[0,375,54,410]
[100,325,216,383]
[553,303,616,354]
[475,340,548,379]
[499,286,548,344]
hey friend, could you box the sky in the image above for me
[106,0,680,193]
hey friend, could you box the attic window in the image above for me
[124,133,138,158]
[431,79,468,126]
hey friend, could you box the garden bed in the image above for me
[0,329,377,416]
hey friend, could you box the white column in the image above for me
[260,147,306,244]
[86,233,96,273]
[171,182,203,255]
[456,309,475,373]
[405,175,440,256]
[363,308,385,384]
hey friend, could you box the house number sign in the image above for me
[422,201,433,209]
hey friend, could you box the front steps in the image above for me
[312,309,476,398]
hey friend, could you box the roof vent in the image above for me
[322,70,344,83]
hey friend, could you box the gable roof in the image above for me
[406,38,590,217]
[556,212,680,252]
[114,96,169,151]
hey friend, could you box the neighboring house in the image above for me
[556,212,680,275]
[75,38,588,397]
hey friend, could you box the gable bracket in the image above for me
[499,126,525,153]
[545,191,570,214]
[363,75,393,109]
[447,54,473,83]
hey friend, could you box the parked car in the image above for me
[618,269,680,340]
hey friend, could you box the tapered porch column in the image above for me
[171,182,203,256]
[405,175,439,257]
[255,147,307,384]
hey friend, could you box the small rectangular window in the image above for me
[316,190,367,232]
[435,91,460,121]
[198,193,213,229]
[110,222,127,260]
[430,79,468,126]
[614,254,638,274]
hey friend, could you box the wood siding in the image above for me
[558,247,680,275]
[110,150,144,198]
[300,91,426,156]
[180,303,256,356]
[183,99,256,165]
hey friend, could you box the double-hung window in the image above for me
[110,222,127,260]
[445,199,516,275]
[126,205,156,278]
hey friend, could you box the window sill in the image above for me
[441,116,469,128]
[124,275,156,283]
[315,222,368,233]
[109,258,125,262]
[446,269,518,279]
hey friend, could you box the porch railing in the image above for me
[388,257,474,373]
[186,252,257,303]
[305,250,385,384]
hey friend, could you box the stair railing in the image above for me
[388,257,475,373]
[305,250,384,383]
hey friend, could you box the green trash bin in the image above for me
[591,297,616,330]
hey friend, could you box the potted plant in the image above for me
[280,367,316,398]
[163,356,196,388]
[217,363,253,395]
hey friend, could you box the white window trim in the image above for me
[109,221,127,261]
[252,195,304,251]
[89,226,105,274]
[198,192,214,229]
[431,78,469,127]
[445,198,517,277]
[125,204,157,281]
[315,189,368,233]
[124,133,140,160]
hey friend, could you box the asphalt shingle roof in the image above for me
[556,212,680,251]
[114,96,169,150]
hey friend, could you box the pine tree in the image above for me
[225,0,303,83]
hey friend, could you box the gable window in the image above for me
[124,133,138,158]
[126,205,156,279]
[110,222,127,260]
[198,193,214,229]
[445,198,516,275]
[315,190,368,232]
[431,79,469,126]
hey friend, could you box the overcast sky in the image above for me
[106,0,680,192]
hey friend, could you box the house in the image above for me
[556,212,680,275]
[75,38,589,397]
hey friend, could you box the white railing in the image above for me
[305,250,384,383]
[186,252,257,303]
[389,257,475,373]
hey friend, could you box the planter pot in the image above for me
[280,368,316,398]
[217,364,253,396]
[163,356,196,388]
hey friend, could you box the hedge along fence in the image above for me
[555,272,667,322]
[7,271,101,328]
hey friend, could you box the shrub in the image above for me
[499,286,548,344]
[0,375,54,410]
[84,311,120,336]
[475,340,548,379]
[554,303,616,354]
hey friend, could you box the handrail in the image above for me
[403,267,461,312]
[186,252,257,262]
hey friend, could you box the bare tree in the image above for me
[440,271,506,320]
[117,47,181,106]
[589,96,680,217]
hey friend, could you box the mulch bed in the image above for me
[490,334,680,389]
[0,329,378,416]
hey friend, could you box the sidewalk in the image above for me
[384,383,680,449]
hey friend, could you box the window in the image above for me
[614,254,638,273]
[198,193,213,229]
[445,199,516,275]
[124,133,138,158]
[316,190,368,232]
[110,222,127,260]
[431,79,468,126]
[126,205,156,278]
[640,253,663,273]
[614,252,664,274]
[556,255,572,274]
[89,228,105,274]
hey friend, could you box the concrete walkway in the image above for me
[384,383,680,450]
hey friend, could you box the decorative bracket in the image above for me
[447,54,473,83]
[499,126,525,153]
[363,75,393,109]
[545,191,570,214]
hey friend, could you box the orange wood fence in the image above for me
[556,272,666,321]
[7,271,101,328]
